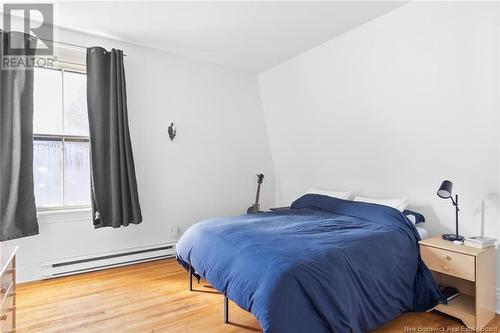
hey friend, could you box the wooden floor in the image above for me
[17,259,499,333]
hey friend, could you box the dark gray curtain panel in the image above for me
[0,31,39,240]
[86,47,142,228]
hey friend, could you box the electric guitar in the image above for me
[247,174,264,214]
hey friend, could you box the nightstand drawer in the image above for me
[421,245,475,281]
[0,261,14,295]
[0,285,14,333]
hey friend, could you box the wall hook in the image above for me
[168,122,176,141]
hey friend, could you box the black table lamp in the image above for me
[437,180,464,242]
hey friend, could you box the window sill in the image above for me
[37,208,92,224]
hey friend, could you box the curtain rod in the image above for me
[40,39,128,57]
[0,30,127,56]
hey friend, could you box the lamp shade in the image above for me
[437,180,453,199]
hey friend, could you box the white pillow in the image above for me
[406,214,417,224]
[306,189,352,200]
[353,196,408,212]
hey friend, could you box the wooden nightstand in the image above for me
[419,237,495,331]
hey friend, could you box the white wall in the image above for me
[259,1,500,294]
[4,26,275,282]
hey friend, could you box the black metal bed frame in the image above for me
[189,267,229,324]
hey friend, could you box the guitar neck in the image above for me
[254,183,262,206]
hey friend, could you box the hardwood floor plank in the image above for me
[16,259,498,332]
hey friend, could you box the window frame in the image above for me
[33,65,91,212]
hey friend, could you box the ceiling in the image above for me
[54,1,406,73]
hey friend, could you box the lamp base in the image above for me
[442,234,464,242]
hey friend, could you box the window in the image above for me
[33,66,91,210]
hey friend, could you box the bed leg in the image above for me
[189,268,193,291]
[224,295,229,324]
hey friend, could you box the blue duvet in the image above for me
[176,194,444,332]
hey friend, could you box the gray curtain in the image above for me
[0,31,39,240]
[86,47,142,228]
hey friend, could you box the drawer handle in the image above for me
[8,291,16,297]
[0,313,7,320]
[0,287,6,294]
[442,255,451,261]
[7,268,15,274]
[7,306,15,312]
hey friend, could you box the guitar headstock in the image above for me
[257,174,264,184]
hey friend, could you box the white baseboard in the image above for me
[16,264,43,283]
[17,242,177,283]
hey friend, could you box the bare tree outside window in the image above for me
[33,67,90,210]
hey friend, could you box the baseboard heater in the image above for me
[41,243,176,279]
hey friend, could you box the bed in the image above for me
[176,194,444,333]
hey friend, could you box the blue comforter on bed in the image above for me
[176,194,444,333]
